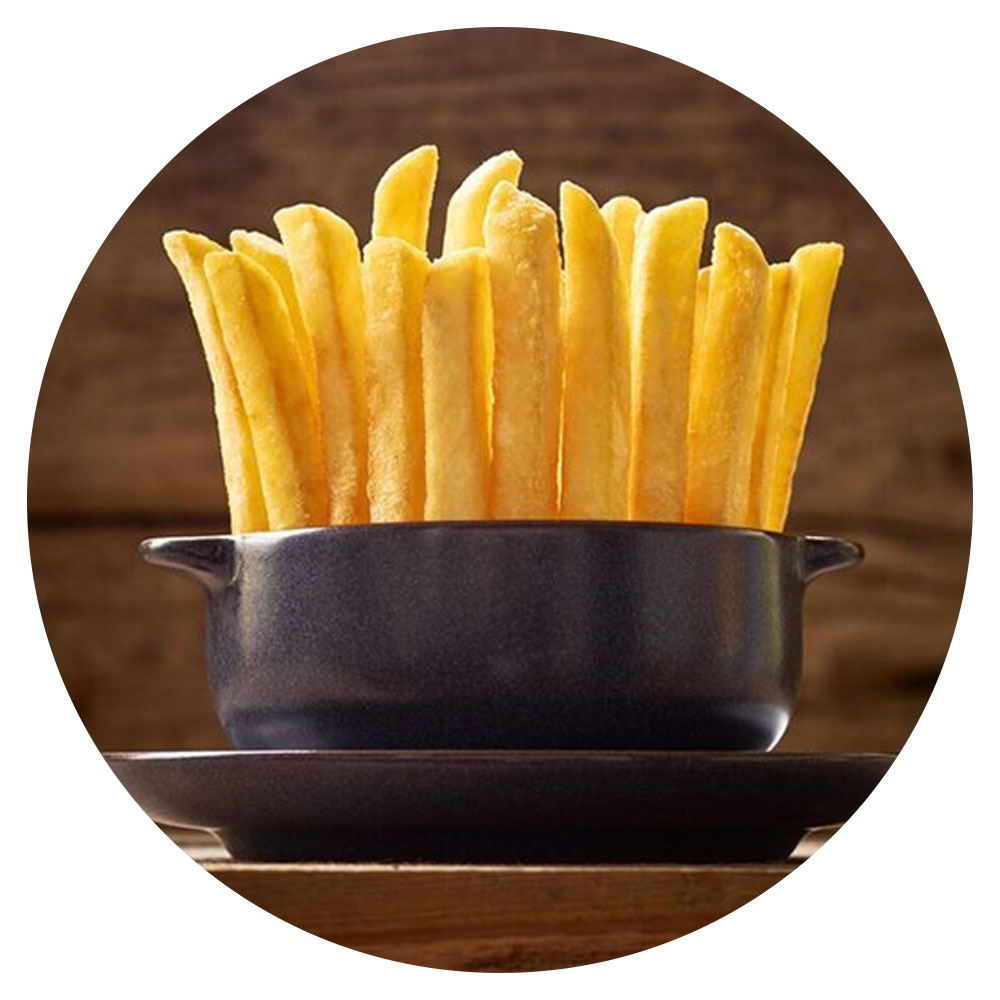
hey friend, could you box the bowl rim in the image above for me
[141,520,828,546]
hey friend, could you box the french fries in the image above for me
[485,182,562,518]
[372,145,439,253]
[422,249,492,520]
[166,147,842,536]
[747,262,792,528]
[601,196,644,326]
[443,150,523,255]
[204,251,328,529]
[162,231,268,533]
[274,204,369,524]
[629,198,709,522]
[560,181,630,520]
[363,237,430,522]
[761,243,844,531]
[229,229,318,408]
[685,223,770,527]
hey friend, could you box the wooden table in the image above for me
[170,828,827,971]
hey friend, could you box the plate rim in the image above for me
[103,748,897,765]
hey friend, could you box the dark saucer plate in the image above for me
[104,750,894,864]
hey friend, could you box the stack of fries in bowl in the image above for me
[163,145,841,533]
[145,147,861,751]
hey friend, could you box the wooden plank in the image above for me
[204,861,792,971]
[29,522,228,751]
[27,29,969,535]
[31,522,964,753]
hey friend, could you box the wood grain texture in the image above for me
[204,861,792,971]
[27,28,970,758]
[30,524,227,751]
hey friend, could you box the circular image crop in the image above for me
[29,28,970,972]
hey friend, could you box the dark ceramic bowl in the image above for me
[140,522,862,751]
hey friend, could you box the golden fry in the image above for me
[422,249,492,520]
[229,229,318,407]
[274,204,368,523]
[204,251,328,529]
[629,198,709,521]
[162,231,268,533]
[685,223,770,526]
[443,150,523,255]
[747,263,792,528]
[693,265,711,343]
[601,195,644,326]
[371,145,439,253]
[363,237,430,522]
[560,181,630,520]
[484,181,562,518]
[762,243,844,531]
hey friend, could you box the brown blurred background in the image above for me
[28,28,970,753]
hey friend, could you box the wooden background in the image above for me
[28,28,970,753]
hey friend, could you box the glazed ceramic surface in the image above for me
[140,522,862,750]
[106,749,892,863]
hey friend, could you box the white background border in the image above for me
[5,3,996,996]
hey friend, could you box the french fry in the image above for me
[484,181,562,518]
[693,265,711,342]
[162,231,268,533]
[229,229,318,407]
[363,236,430,522]
[629,198,709,521]
[443,150,523,255]
[422,249,492,520]
[685,223,770,526]
[761,243,844,531]
[560,181,630,520]
[204,251,328,529]
[601,195,644,326]
[274,204,368,523]
[747,262,792,527]
[371,144,439,253]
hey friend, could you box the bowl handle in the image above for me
[799,535,864,584]
[139,536,236,592]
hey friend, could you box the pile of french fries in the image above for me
[164,146,842,535]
